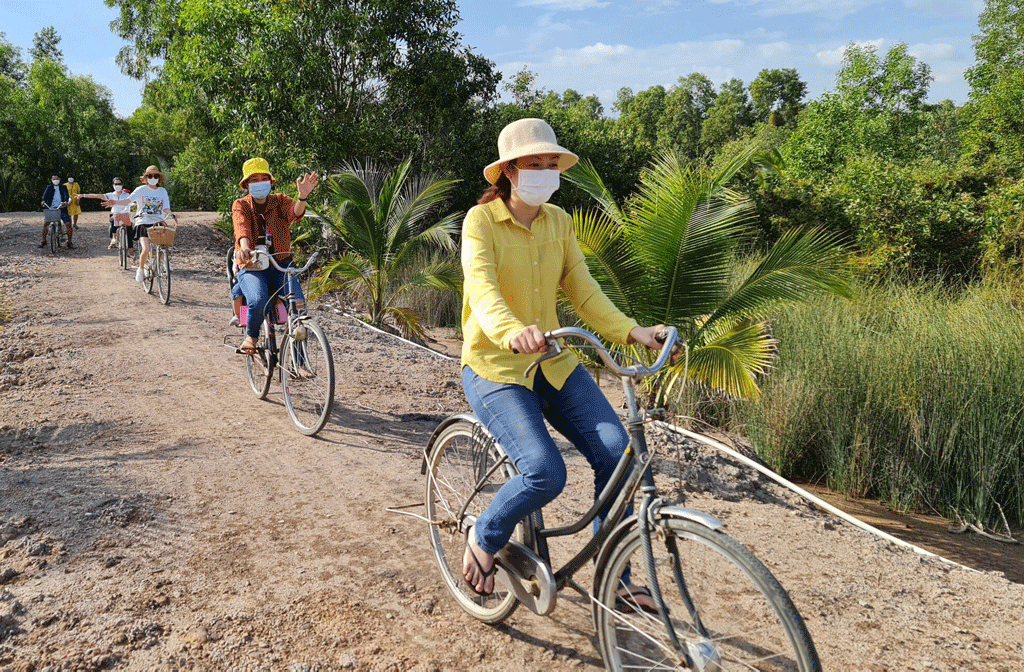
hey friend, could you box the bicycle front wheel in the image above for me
[594,517,820,672]
[281,320,334,435]
[49,221,58,253]
[118,226,128,269]
[245,319,274,399]
[424,417,523,625]
[156,247,171,304]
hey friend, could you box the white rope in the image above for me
[328,308,457,361]
[653,421,979,574]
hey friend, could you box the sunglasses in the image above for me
[145,174,160,179]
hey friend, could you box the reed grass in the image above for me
[730,277,1024,529]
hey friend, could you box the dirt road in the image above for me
[1,211,1022,670]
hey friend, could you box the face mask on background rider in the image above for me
[67,177,74,183]
[113,184,123,193]
[248,180,272,200]
[147,177,159,186]
[512,169,559,206]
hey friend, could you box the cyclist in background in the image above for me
[231,157,317,354]
[39,174,71,249]
[105,165,171,284]
[78,177,133,250]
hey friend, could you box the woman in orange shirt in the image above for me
[231,157,318,354]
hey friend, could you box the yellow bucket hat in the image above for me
[240,157,275,190]
[483,118,578,185]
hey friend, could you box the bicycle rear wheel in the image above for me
[280,320,334,435]
[226,246,237,289]
[245,319,274,399]
[424,417,522,624]
[594,517,820,671]
[118,226,128,269]
[49,221,58,253]
[156,246,171,304]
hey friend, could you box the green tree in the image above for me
[565,148,851,401]
[108,0,499,213]
[699,78,754,156]
[965,0,1024,96]
[29,27,63,64]
[310,158,462,341]
[613,85,666,154]
[0,32,27,84]
[784,42,934,176]
[657,73,716,158]
[749,68,806,126]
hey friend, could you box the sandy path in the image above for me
[0,210,1022,671]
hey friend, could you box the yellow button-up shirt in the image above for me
[461,197,638,390]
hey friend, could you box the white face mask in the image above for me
[113,185,123,193]
[512,169,560,206]
[248,180,272,199]
[67,177,74,183]
[51,179,60,186]
[147,177,159,186]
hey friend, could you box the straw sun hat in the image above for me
[140,165,165,183]
[483,118,578,185]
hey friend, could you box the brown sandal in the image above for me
[239,336,258,354]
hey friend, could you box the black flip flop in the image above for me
[464,527,496,597]
[615,585,662,615]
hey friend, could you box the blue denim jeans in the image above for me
[461,364,631,558]
[236,265,304,338]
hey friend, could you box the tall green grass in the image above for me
[732,277,1024,530]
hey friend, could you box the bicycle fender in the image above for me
[420,413,488,475]
[651,504,726,531]
[593,505,726,595]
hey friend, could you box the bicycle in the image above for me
[422,326,821,671]
[43,205,65,253]
[224,247,336,436]
[140,213,176,305]
[115,215,134,270]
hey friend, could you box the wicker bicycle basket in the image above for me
[147,226,176,246]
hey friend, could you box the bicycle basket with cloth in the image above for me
[148,225,176,246]
[43,209,61,223]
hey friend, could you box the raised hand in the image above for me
[296,172,319,200]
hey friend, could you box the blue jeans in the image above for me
[236,265,304,338]
[461,364,631,558]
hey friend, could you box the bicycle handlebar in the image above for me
[525,325,680,380]
[251,248,319,274]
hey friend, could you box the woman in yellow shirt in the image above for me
[460,118,664,606]
[64,173,81,232]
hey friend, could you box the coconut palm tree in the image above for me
[309,158,462,341]
[565,146,852,401]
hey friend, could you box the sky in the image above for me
[0,0,985,118]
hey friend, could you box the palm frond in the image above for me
[384,305,427,342]
[563,160,627,226]
[685,320,776,400]
[572,209,644,318]
[696,227,852,342]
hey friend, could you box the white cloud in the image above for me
[907,42,955,62]
[709,0,881,19]
[517,0,610,9]
[815,39,885,66]
[759,42,793,59]
[901,0,983,18]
